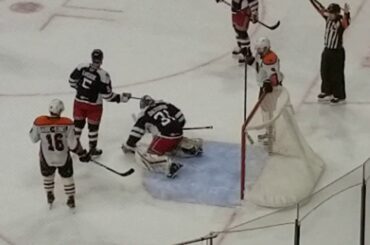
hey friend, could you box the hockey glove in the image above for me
[343,3,350,14]
[250,14,258,24]
[121,143,136,154]
[263,82,273,93]
[245,55,255,66]
[121,92,132,103]
[78,150,91,162]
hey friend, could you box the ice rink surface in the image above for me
[1,0,370,244]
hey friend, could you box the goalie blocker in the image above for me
[122,95,203,178]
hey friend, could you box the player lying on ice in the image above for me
[121,95,203,178]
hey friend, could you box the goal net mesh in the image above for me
[241,86,325,208]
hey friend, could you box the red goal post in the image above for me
[240,92,266,200]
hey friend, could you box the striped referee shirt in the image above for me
[324,14,350,49]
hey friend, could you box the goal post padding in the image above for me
[242,87,325,208]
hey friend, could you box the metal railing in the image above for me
[175,158,370,245]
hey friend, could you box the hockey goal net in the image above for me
[241,86,325,208]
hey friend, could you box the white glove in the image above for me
[343,3,350,14]
[121,143,135,154]
[121,92,131,103]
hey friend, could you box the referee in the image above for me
[309,1,350,104]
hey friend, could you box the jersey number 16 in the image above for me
[46,133,65,151]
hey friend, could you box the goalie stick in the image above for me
[184,126,213,130]
[91,159,135,177]
[133,113,213,131]
[218,0,280,30]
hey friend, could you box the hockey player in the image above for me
[121,96,203,178]
[69,49,132,156]
[29,99,91,209]
[216,0,259,63]
[247,37,283,147]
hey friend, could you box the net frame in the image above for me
[240,87,325,207]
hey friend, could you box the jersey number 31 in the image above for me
[153,110,175,126]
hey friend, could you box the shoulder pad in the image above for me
[77,63,90,70]
[34,116,73,126]
[97,69,111,84]
[262,51,278,65]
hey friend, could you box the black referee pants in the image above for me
[320,47,346,99]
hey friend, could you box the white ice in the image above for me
[0,0,370,244]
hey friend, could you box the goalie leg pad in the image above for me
[177,137,203,157]
[135,145,171,175]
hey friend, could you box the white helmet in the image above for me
[255,37,271,55]
[49,99,65,116]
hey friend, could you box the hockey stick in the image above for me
[130,96,142,100]
[91,159,135,177]
[257,20,280,30]
[219,0,280,30]
[184,126,213,130]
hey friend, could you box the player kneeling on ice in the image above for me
[29,99,91,209]
[121,95,203,178]
[246,37,284,147]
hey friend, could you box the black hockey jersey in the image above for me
[232,0,258,14]
[69,63,120,105]
[126,101,186,147]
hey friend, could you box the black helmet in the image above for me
[327,3,340,14]
[91,49,103,64]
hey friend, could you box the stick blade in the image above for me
[119,168,135,176]
[270,21,280,30]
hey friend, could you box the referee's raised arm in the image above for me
[309,0,326,18]
[341,3,351,28]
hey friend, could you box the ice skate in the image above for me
[66,195,75,209]
[232,47,241,55]
[317,93,332,102]
[258,133,269,141]
[47,191,55,209]
[167,162,183,178]
[89,147,103,157]
[330,97,346,105]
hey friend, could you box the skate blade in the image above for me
[167,165,183,179]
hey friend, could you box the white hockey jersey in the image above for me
[254,50,284,87]
[29,116,79,167]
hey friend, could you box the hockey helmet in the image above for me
[327,3,340,14]
[140,95,155,109]
[255,37,271,55]
[91,49,103,64]
[49,99,65,117]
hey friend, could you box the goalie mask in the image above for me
[49,99,65,117]
[140,95,155,109]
